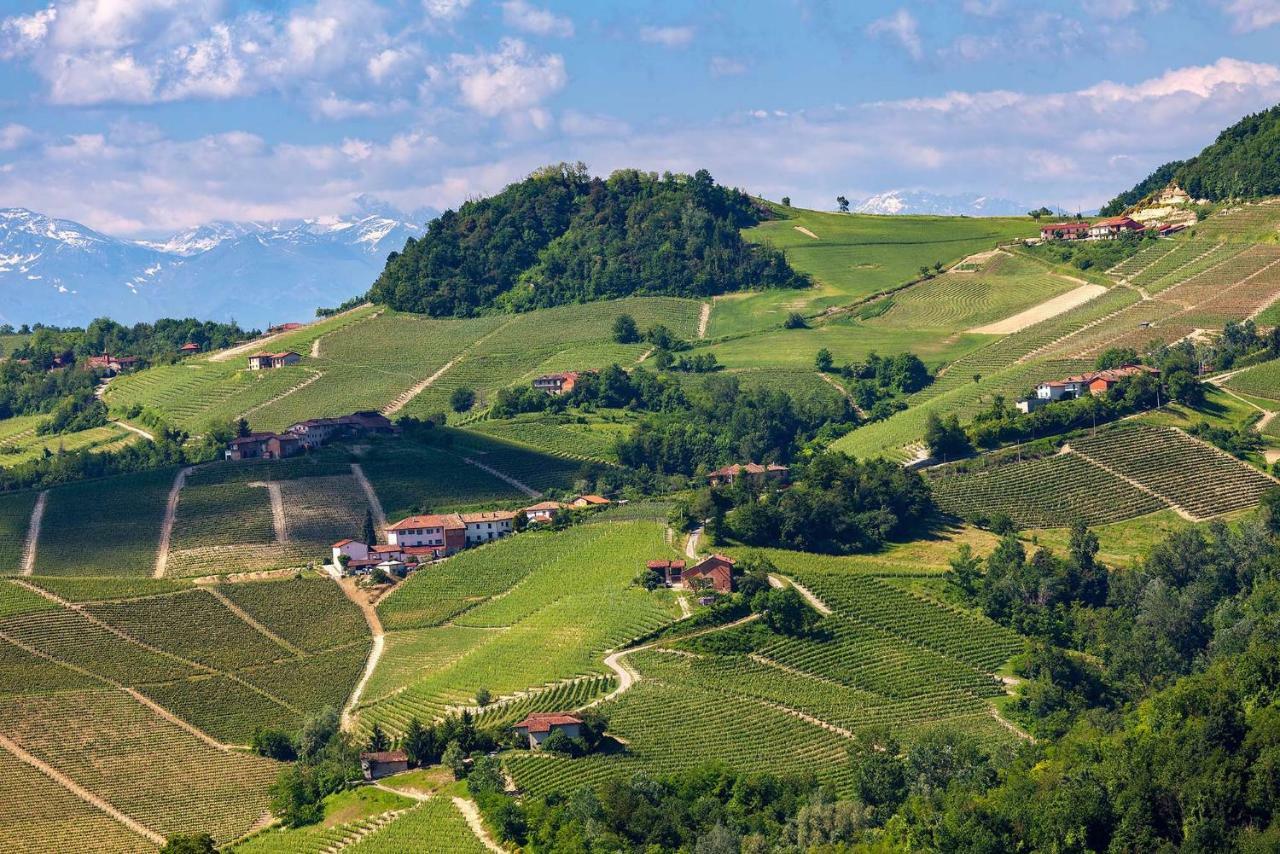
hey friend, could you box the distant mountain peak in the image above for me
[850,190,1029,217]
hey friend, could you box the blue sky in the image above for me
[1,0,1279,235]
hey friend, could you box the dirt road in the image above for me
[20,491,46,576]
[153,467,192,578]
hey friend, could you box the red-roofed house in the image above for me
[523,500,568,523]
[460,511,517,544]
[268,322,305,334]
[387,514,467,556]
[533,371,583,395]
[513,713,583,749]
[360,750,409,780]
[1040,222,1091,241]
[225,432,303,461]
[179,342,201,355]
[1087,216,1142,240]
[707,462,790,488]
[684,554,735,594]
[571,495,611,508]
[248,351,302,370]
[647,559,686,586]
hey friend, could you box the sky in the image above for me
[1,0,1279,236]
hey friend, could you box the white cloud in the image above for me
[0,5,56,58]
[448,38,566,118]
[639,25,695,48]
[866,8,922,61]
[423,0,472,20]
[709,56,747,77]
[0,124,35,152]
[501,0,573,37]
[1080,57,1280,101]
[1217,0,1280,31]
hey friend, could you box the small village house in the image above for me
[85,354,140,375]
[647,554,734,593]
[706,463,790,488]
[224,431,302,461]
[461,510,516,544]
[571,495,611,508]
[513,713,583,750]
[360,750,409,780]
[1018,364,1160,413]
[1087,216,1142,240]
[386,514,467,555]
[523,500,567,524]
[1039,221,1091,241]
[647,558,686,586]
[331,538,371,565]
[532,371,584,395]
[224,412,394,460]
[179,342,201,355]
[248,351,302,370]
[267,322,305,334]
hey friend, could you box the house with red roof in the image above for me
[707,462,790,488]
[247,351,302,370]
[523,500,568,524]
[179,342,201,355]
[513,713,583,749]
[1039,221,1091,241]
[684,554,736,594]
[647,558,687,586]
[360,750,408,780]
[1087,216,1142,240]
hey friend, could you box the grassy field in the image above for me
[360,518,682,735]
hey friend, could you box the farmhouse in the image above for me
[461,510,517,544]
[532,371,588,395]
[707,462,790,488]
[224,431,302,461]
[267,322,305,334]
[360,750,409,780]
[179,342,201,355]
[1039,222,1091,241]
[513,713,583,749]
[648,554,734,593]
[1018,364,1160,412]
[647,558,686,586]
[523,500,568,523]
[571,494,611,508]
[248,351,302,370]
[85,354,140,375]
[1087,216,1142,240]
[224,412,394,460]
[386,514,467,555]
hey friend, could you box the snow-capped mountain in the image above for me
[852,191,1029,217]
[0,207,426,328]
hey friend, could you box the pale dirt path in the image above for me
[1066,445,1195,521]
[988,707,1034,742]
[20,490,46,576]
[351,463,387,533]
[382,320,515,416]
[818,372,868,419]
[248,481,288,543]
[0,732,165,846]
[677,595,692,618]
[339,577,386,732]
[238,369,322,421]
[452,797,506,854]
[1211,383,1278,437]
[769,573,833,616]
[311,336,322,358]
[207,307,365,363]
[153,466,192,578]
[206,587,306,657]
[967,283,1107,336]
[110,420,155,441]
[697,302,712,339]
[684,526,703,561]
[463,456,541,499]
[793,226,819,239]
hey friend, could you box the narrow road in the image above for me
[0,732,165,846]
[769,573,833,616]
[110,420,154,441]
[153,466,192,578]
[684,526,703,561]
[383,319,515,416]
[697,302,712,339]
[248,481,288,543]
[239,370,322,421]
[463,456,541,499]
[452,797,506,854]
[351,463,388,533]
[339,577,386,732]
[20,490,46,576]
[207,587,306,657]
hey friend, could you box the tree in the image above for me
[783,311,808,329]
[450,387,476,412]
[781,196,791,206]
[541,728,581,756]
[612,313,640,344]
[946,544,982,597]
[815,348,834,372]
[367,723,390,752]
[361,509,376,547]
[443,741,467,779]
[252,727,297,761]
[235,417,251,437]
[752,587,818,636]
[161,834,216,854]
[402,717,437,767]
[923,412,971,460]
[297,706,340,761]
[475,687,492,707]
[836,195,850,213]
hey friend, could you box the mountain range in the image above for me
[851,190,1030,216]
[0,202,425,329]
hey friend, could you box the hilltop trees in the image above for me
[612,313,640,344]
[369,165,807,316]
[836,195,850,213]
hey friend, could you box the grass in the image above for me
[359,519,682,735]
[36,468,176,576]
[1023,509,1199,567]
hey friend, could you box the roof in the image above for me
[388,514,465,531]
[1091,216,1140,228]
[332,538,355,547]
[1041,221,1090,229]
[523,501,567,512]
[648,559,686,570]
[512,712,583,733]
[574,495,610,505]
[180,342,200,350]
[534,371,579,382]
[360,750,408,763]
[689,554,736,573]
[460,510,517,523]
[708,462,788,477]
[228,432,277,445]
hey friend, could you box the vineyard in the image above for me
[1226,360,1280,401]
[1071,424,1277,519]
[35,469,176,576]
[357,520,681,735]
[931,451,1169,528]
[1194,200,1280,242]
[357,441,526,520]
[0,490,37,573]
[343,796,490,853]
[232,787,418,854]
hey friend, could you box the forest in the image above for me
[368,163,808,317]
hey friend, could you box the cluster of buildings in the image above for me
[646,553,737,596]
[532,370,591,395]
[331,494,613,575]
[706,462,790,488]
[225,411,395,460]
[85,354,141,376]
[1017,364,1160,413]
[1038,216,1185,242]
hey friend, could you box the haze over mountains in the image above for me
[0,201,426,329]
[851,191,1030,217]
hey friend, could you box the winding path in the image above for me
[382,319,515,416]
[153,467,192,578]
[339,577,386,732]
[110,420,155,442]
[20,490,46,576]
[351,463,387,533]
